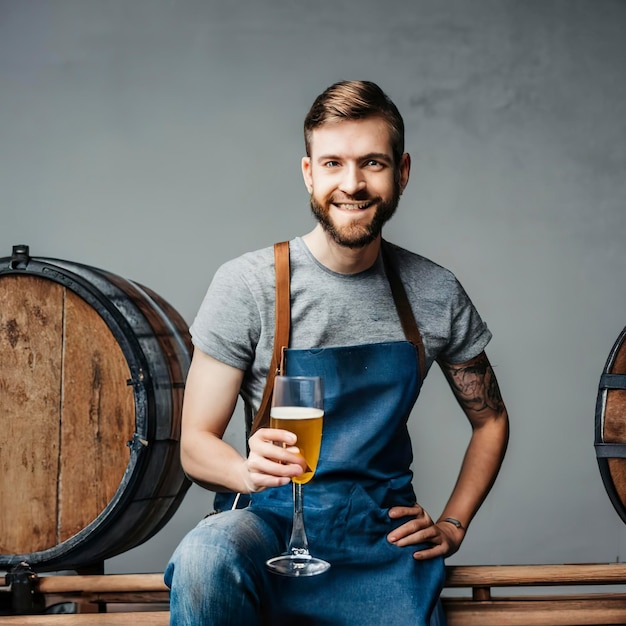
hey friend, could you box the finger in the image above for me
[388,520,438,545]
[412,542,448,560]
[260,441,305,466]
[247,450,305,476]
[249,429,304,462]
[387,506,432,541]
[253,427,297,446]
[252,429,308,467]
[244,457,303,492]
[388,503,426,519]
[262,445,308,474]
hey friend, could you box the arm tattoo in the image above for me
[440,353,505,414]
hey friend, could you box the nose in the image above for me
[338,164,366,196]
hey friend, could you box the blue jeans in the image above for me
[164,509,447,626]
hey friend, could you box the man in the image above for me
[165,80,509,625]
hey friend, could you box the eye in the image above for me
[365,159,385,170]
[323,160,340,168]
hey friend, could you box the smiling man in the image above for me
[305,117,405,251]
[165,80,509,626]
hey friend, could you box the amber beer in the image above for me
[270,406,323,484]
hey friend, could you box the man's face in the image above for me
[302,117,409,249]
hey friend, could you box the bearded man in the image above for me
[165,80,509,626]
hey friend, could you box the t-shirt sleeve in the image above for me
[189,261,261,371]
[439,277,492,365]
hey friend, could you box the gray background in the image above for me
[1,0,625,575]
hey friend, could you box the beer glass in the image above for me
[266,375,330,576]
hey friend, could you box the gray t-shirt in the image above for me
[191,237,491,417]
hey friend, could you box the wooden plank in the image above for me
[43,592,169,606]
[445,563,626,587]
[0,275,64,554]
[443,595,626,626]
[59,291,134,542]
[36,574,167,594]
[0,611,169,625]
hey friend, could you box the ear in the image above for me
[398,153,411,193]
[301,156,313,193]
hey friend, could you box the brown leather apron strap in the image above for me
[381,242,427,378]
[250,241,290,434]
[251,240,426,434]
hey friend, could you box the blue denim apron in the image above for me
[249,341,446,626]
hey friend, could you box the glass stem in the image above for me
[287,482,310,556]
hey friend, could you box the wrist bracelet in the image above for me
[441,517,465,530]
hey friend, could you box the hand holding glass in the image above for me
[266,375,330,576]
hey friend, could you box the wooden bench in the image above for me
[0,613,169,625]
[443,563,626,625]
[2,564,626,625]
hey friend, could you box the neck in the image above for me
[302,225,382,274]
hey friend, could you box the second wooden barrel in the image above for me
[595,325,626,525]
[0,245,192,572]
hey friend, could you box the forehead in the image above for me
[308,117,393,159]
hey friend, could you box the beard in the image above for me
[309,182,401,249]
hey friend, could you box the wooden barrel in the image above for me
[595,325,626,524]
[0,245,192,572]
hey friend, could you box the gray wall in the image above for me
[1,0,626,574]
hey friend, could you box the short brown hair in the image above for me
[304,80,405,165]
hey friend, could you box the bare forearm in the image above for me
[438,411,509,529]
[181,431,249,493]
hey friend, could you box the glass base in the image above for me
[266,553,331,577]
